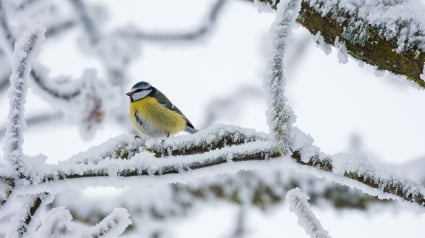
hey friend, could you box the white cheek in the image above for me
[132,90,151,101]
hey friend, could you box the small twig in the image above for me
[119,0,226,42]
[45,19,76,38]
[68,0,100,45]
[287,188,331,238]
[3,28,45,177]
[0,0,15,52]
[0,3,81,100]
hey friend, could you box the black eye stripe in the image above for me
[132,87,152,93]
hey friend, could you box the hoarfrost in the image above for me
[33,207,131,238]
[313,32,331,55]
[335,37,348,64]
[287,188,331,238]
[31,68,121,140]
[306,0,425,52]
[3,26,44,174]
[264,0,301,152]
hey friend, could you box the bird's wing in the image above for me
[153,89,196,130]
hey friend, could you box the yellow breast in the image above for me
[129,97,187,136]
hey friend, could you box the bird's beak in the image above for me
[126,91,132,96]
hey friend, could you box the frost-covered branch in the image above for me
[3,27,44,177]
[68,0,100,45]
[287,188,331,238]
[0,192,50,237]
[265,0,301,153]
[0,0,14,53]
[45,19,76,38]
[52,170,385,229]
[32,207,131,237]
[250,0,425,87]
[119,0,226,42]
[0,126,421,208]
[0,3,82,100]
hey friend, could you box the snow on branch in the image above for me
[68,0,100,45]
[33,207,131,237]
[86,208,132,238]
[264,0,301,153]
[0,0,14,54]
[3,27,44,177]
[51,167,389,230]
[1,192,50,237]
[0,124,421,209]
[250,0,425,87]
[287,188,331,238]
[69,0,138,87]
[119,0,226,42]
[0,4,82,100]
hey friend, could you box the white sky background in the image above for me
[1,0,425,237]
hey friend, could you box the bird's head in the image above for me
[126,81,153,102]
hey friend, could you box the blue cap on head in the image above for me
[131,81,152,90]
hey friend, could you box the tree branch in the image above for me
[249,0,425,87]
[1,126,421,208]
[0,3,81,100]
[119,0,226,42]
[3,27,44,177]
[287,188,331,238]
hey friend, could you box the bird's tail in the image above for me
[185,126,198,134]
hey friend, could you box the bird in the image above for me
[126,81,197,137]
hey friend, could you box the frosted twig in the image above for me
[68,0,100,45]
[0,0,14,53]
[264,0,301,153]
[119,0,226,42]
[287,188,331,238]
[3,27,45,177]
[68,0,131,86]
[1,192,50,237]
[45,19,76,38]
[32,207,131,237]
[86,208,132,238]
[0,4,81,100]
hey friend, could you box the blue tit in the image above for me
[126,81,197,137]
